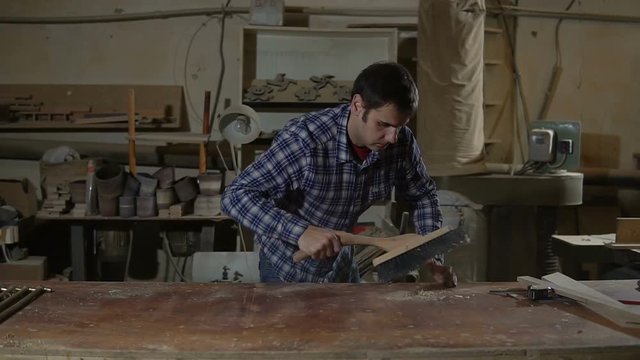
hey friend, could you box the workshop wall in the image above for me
[515,0,640,171]
[0,0,419,179]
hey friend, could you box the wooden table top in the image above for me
[0,281,639,359]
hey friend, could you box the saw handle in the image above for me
[292,232,409,263]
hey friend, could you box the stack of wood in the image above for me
[0,94,86,123]
[37,183,72,217]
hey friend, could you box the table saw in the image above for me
[0,281,638,359]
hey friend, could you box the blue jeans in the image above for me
[259,250,283,283]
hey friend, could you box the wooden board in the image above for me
[616,218,640,244]
[0,282,638,359]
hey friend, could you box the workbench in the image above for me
[553,234,640,279]
[0,281,638,359]
[35,214,232,281]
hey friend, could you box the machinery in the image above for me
[521,120,581,174]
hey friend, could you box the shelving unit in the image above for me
[239,26,397,111]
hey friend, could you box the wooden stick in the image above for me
[127,89,137,176]
[199,91,211,175]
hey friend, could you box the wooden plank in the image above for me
[616,217,640,244]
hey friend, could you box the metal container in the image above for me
[123,173,140,197]
[136,173,158,197]
[197,172,223,196]
[174,176,199,202]
[95,163,124,199]
[156,188,176,210]
[118,196,136,218]
[98,196,118,217]
[153,166,175,189]
[136,196,157,218]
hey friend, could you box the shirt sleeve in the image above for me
[221,129,310,246]
[395,133,443,235]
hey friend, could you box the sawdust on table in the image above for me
[384,288,475,302]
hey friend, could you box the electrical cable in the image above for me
[207,0,233,144]
[216,142,231,171]
[182,0,231,135]
[123,229,133,281]
[548,152,568,169]
[1,244,13,263]
[162,233,188,282]
[182,15,217,125]
[497,0,530,171]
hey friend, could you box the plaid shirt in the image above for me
[221,104,442,282]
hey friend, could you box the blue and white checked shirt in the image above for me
[221,104,442,282]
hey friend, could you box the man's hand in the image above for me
[297,225,342,260]
[425,258,458,288]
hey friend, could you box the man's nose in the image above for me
[385,128,398,144]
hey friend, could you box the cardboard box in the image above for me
[0,178,38,218]
[0,256,47,280]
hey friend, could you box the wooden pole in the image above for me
[199,91,211,175]
[127,89,137,176]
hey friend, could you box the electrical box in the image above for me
[529,129,555,162]
[528,121,581,171]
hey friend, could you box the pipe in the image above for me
[0,287,47,324]
[0,7,249,25]
[487,5,640,24]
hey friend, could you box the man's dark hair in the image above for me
[351,62,418,118]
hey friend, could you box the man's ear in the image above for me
[351,94,364,115]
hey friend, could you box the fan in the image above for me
[217,104,261,146]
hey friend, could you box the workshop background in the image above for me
[0,0,639,283]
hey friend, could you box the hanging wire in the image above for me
[207,0,233,144]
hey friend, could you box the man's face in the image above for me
[349,94,409,151]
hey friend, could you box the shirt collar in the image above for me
[336,104,352,164]
[335,104,380,166]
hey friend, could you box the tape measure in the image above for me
[527,285,556,300]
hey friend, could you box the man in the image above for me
[221,62,445,283]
